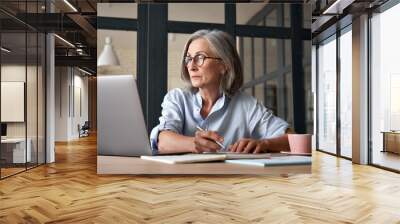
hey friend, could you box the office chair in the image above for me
[79,121,90,138]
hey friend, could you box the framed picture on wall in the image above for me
[1,81,25,122]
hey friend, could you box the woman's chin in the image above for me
[190,81,203,88]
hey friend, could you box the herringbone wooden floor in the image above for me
[1,134,400,224]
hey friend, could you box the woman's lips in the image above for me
[191,76,201,79]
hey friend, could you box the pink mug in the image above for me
[288,134,312,153]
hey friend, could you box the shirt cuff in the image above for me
[149,122,181,155]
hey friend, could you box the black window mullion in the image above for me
[224,3,236,38]
[36,1,39,167]
[251,38,255,96]
[44,0,48,165]
[367,11,372,165]
[25,0,28,171]
[316,44,320,150]
[290,4,306,134]
[137,3,168,134]
[0,23,2,179]
[97,17,311,41]
[336,29,341,157]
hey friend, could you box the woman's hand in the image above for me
[193,130,224,153]
[228,138,270,153]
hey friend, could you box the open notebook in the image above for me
[225,156,312,167]
[140,153,272,164]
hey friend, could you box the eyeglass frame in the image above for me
[183,54,222,67]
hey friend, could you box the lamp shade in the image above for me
[97,36,120,66]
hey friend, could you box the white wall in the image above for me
[55,67,69,141]
[55,67,89,141]
[1,65,35,138]
[1,64,46,164]
[72,74,89,138]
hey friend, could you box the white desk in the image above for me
[1,138,31,163]
[98,156,311,175]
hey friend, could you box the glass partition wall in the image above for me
[370,2,400,171]
[316,25,352,158]
[339,27,352,159]
[317,35,337,155]
[0,3,46,179]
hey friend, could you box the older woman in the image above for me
[150,29,290,155]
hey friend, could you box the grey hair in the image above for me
[180,29,243,96]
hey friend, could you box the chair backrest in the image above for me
[82,121,90,129]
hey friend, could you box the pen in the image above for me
[195,126,225,150]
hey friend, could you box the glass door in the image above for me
[339,27,352,158]
[317,35,337,154]
[370,2,400,171]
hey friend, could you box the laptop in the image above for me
[1,123,7,140]
[97,75,153,156]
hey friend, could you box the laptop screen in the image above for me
[97,75,152,156]
[1,123,7,137]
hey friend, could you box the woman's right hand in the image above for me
[193,130,224,153]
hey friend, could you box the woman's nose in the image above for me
[188,61,198,70]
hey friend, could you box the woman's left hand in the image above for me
[228,138,270,153]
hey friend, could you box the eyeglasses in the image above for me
[184,54,221,67]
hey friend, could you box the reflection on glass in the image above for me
[0,1,47,179]
[266,38,278,74]
[169,3,224,23]
[304,41,312,134]
[303,4,312,29]
[317,37,337,154]
[254,38,264,78]
[285,73,294,127]
[339,29,352,158]
[254,84,264,105]
[97,30,137,76]
[265,79,278,115]
[237,4,311,130]
[284,4,290,27]
[98,3,137,19]
[241,37,253,84]
[168,33,190,90]
[38,33,46,164]
[237,3,278,26]
[284,39,292,67]
[1,31,27,177]
[27,32,38,169]
[304,64,313,134]
[371,4,400,171]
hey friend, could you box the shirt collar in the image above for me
[194,90,228,115]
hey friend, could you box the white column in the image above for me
[46,32,55,163]
[352,14,369,164]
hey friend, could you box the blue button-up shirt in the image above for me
[150,88,289,154]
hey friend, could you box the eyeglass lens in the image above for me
[185,55,205,66]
